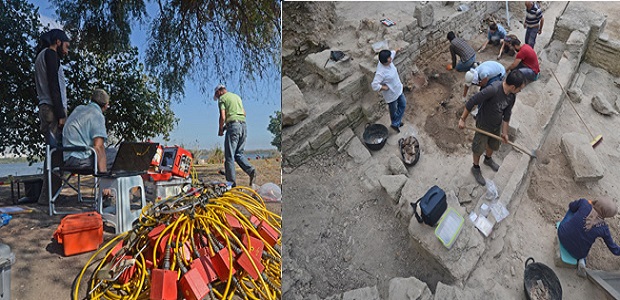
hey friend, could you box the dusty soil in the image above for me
[0,159,281,299]
[283,1,620,299]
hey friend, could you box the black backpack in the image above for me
[411,185,447,226]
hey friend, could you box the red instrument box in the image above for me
[53,212,103,256]
[160,146,193,178]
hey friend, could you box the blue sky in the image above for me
[31,0,281,151]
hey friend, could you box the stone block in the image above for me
[305,50,355,83]
[347,137,372,164]
[389,155,408,176]
[346,105,364,124]
[282,77,309,127]
[343,286,380,300]
[308,126,333,150]
[567,87,583,103]
[379,174,408,203]
[566,30,587,56]
[362,161,389,191]
[285,141,313,167]
[388,277,432,300]
[359,60,377,81]
[335,127,355,152]
[414,4,434,28]
[282,75,296,91]
[560,132,604,182]
[434,282,457,299]
[508,119,520,139]
[591,93,618,115]
[328,115,350,135]
[338,72,367,99]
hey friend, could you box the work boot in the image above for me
[471,166,486,186]
[249,169,257,187]
[390,125,401,133]
[484,156,500,172]
[577,258,587,278]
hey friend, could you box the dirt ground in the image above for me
[283,1,620,299]
[0,158,281,299]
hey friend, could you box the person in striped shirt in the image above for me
[524,1,544,48]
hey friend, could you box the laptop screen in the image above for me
[110,142,159,173]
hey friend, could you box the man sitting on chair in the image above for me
[62,88,116,173]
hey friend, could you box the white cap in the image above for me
[213,84,226,100]
[464,69,479,86]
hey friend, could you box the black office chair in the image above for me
[46,143,99,216]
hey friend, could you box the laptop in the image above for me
[100,142,159,177]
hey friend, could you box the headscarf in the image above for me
[585,197,618,231]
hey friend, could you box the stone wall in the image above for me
[585,33,620,76]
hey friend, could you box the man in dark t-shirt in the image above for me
[458,70,526,185]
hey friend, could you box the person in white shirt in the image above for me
[371,49,406,133]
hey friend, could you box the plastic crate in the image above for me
[434,207,464,249]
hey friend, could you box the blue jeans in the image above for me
[456,54,476,72]
[224,121,255,186]
[525,27,538,48]
[388,93,407,128]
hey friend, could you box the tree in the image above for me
[52,0,281,99]
[0,0,45,159]
[267,111,281,152]
[0,0,177,162]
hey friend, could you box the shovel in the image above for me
[465,126,538,158]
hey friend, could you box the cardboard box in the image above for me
[53,212,103,256]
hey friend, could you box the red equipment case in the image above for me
[53,212,103,256]
[160,146,193,178]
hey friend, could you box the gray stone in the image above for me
[566,30,587,55]
[346,137,372,164]
[388,277,432,300]
[338,72,367,100]
[282,76,309,127]
[324,294,342,300]
[591,94,618,115]
[305,50,355,83]
[560,132,604,182]
[414,4,434,28]
[359,60,377,80]
[346,105,364,125]
[285,141,313,167]
[434,282,457,299]
[308,126,333,150]
[457,184,483,204]
[614,77,620,89]
[615,95,620,113]
[343,286,380,300]
[328,115,350,135]
[362,161,389,191]
[567,87,583,103]
[379,174,408,203]
[389,155,408,176]
[335,128,355,152]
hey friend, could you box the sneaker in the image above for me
[577,258,587,278]
[471,166,486,186]
[249,169,257,186]
[484,156,500,172]
[390,125,401,133]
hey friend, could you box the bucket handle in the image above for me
[525,257,535,268]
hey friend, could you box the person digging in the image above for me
[458,70,526,185]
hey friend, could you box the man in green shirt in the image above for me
[214,84,256,187]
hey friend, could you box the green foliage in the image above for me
[52,0,282,99]
[0,0,177,162]
[267,111,281,151]
[0,0,43,159]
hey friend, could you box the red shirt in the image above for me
[516,44,540,74]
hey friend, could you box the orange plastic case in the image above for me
[53,212,103,256]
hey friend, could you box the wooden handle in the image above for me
[465,126,535,158]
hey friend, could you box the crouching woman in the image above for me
[557,197,620,276]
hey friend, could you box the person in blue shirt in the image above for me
[478,22,507,53]
[558,197,620,277]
